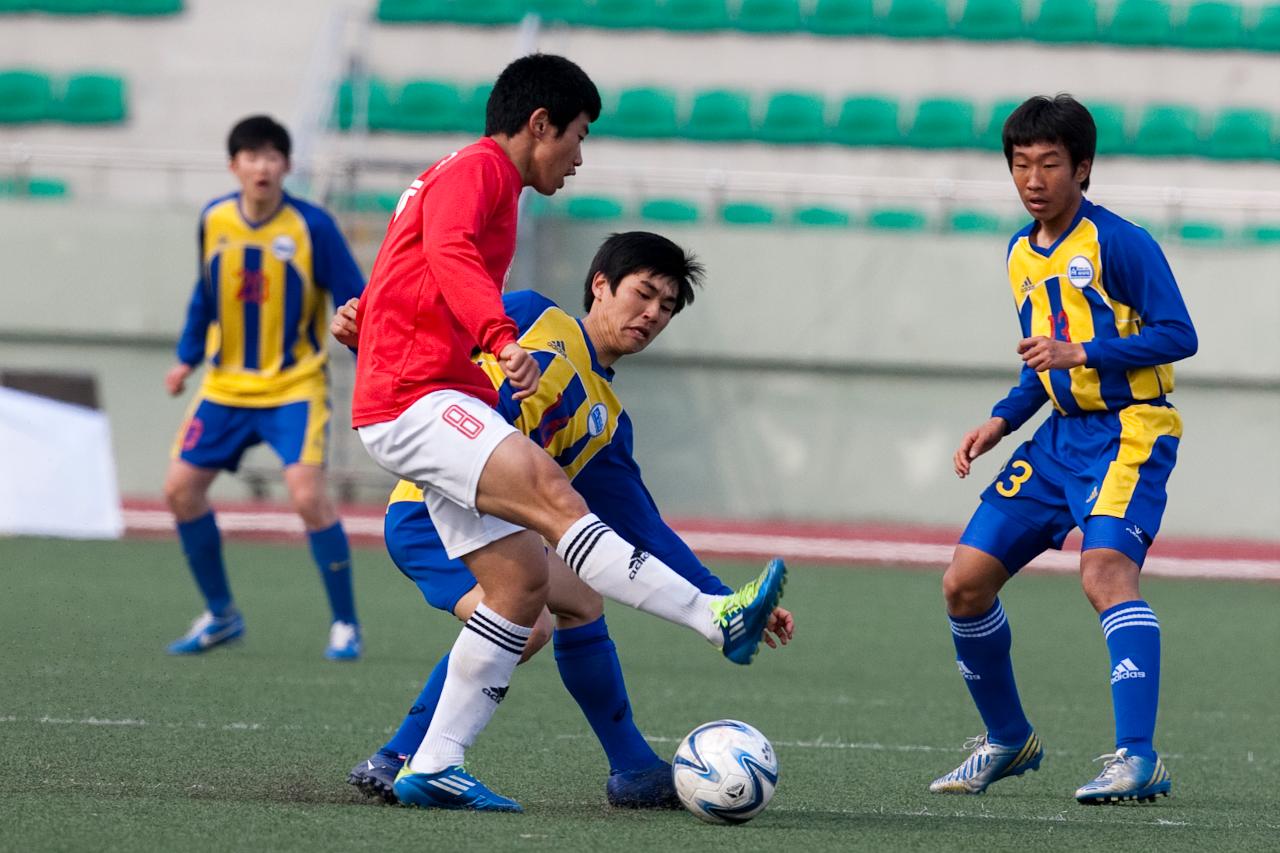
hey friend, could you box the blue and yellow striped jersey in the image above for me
[388,290,729,594]
[993,198,1197,430]
[176,191,364,407]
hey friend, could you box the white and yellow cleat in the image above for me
[1075,748,1171,805]
[929,731,1044,794]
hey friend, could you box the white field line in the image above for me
[122,509,1280,581]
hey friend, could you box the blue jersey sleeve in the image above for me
[1085,225,1197,370]
[176,219,212,366]
[573,418,731,596]
[990,363,1049,432]
[305,204,365,307]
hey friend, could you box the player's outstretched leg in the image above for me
[392,763,522,812]
[929,731,1044,794]
[710,558,788,665]
[1074,748,1171,804]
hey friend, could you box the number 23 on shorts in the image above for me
[995,460,1034,497]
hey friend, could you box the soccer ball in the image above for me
[671,719,779,825]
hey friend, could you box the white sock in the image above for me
[409,603,531,773]
[556,514,722,646]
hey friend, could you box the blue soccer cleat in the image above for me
[607,761,681,809]
[325,620,362,661]
[393,764,523,812]
[347,752,404,804]
[929,731,1044,794]
[712,558,787,665]
[1075,748,1171,805]
[166,609,245,655]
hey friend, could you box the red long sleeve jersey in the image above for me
[351,138,522,427]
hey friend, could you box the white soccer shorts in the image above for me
[358,389,524,559]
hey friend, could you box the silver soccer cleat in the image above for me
[1075,748,1171,805]
[929,731,1044,794]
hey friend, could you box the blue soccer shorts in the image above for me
[172,392,331,472]
[959,403,1182,573]
[384,497,479,616]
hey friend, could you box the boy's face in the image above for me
[589,269,678,357]
[229,145,289,206]
[528,111,590,196]
[1010,140,1090,223]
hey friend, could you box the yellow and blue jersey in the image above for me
[994,198,1197,430]
[176,191,364,407]
[387,290,729,597]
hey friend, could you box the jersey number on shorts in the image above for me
[443,404,485,439]
[995,460,1033,497]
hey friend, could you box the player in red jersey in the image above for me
[350,55,787,812]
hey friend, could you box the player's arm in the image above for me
[421,156,533,397]
[311,209,366,308]
[167,222,213,396]
[955,365,1047,477]
[330,297,359,351]
[1084,228,1198,370]
[574,448,793,647]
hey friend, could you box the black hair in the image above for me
[486,54,601,137]
[582,231,705,315]
[1002,94,1095,192]
[227,114,291,159]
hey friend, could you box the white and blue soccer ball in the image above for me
[671,719,779,825]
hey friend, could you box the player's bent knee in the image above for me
[521,611,554,663]
[942,566,997,617]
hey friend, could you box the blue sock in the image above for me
[176,511,232,616]
[380,653,449,761]
[308,522,356,625]
[554,616,661,774]
[949,599,1032,747]
[1100,600,1161,760]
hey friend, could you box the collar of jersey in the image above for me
[1027,196,1091,259]
[576,318,614,381]
[234,191,290,230]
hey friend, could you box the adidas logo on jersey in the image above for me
[957,661,981,681]
[482,685,509,704]
[547,339,567,357]
[628,549,649,580]
[1110,658,1146,684]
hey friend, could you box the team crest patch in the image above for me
[1066,255,1094,289]
[271,235,296,261]
[587,402,608,437]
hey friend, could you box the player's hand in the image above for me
[330,297,360,348]
[1018,336,1086,372]
[761,606,794,649]
[498,343,541,400]
[164,363,193,397]
[954,417,1007,478]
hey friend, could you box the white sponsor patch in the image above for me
[1066,255,1094,289]
[271,235,296,261]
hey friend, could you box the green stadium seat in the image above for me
[104,0,183,13]
[1089,102,1129,154]
[1176,1,1243,49]
[331,189,400,213]
[0,70,54,123]
[881,0,950,38]
[866,207,928,230]
[735,0,802,33]
[954,0,1024,41]
[1176,221,1226,243]
[58,73,127,124]
[587,0,656,28]
[606,87,678,138]
[907,97,977,148]
[35,0,100,13]
[831,96,900,146]
[806,0,875,36]
[792,205,851,227]
[395,79,463,133]
[720,201,775,225]
[458,82,492,134]
[947,209,1004,233]
[447,0,524,25]
[757,91,827,144]
[979,98,1023,149]
[1105,0,1172,46]
[662,0,730,31]
[0,0,35,12]
[528,0,586,24]
[683,89,753,141]
[375,0,443,22]
[334,78,397,131]
[1132,104,1201,157]
[1030,0,1098,43]
[640,198,701,222]
[1241,223,1280,243]
[1204,109,1274,160]
[565,195,625,220]
[1251,3,1280,51]
[25,176,70,198]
